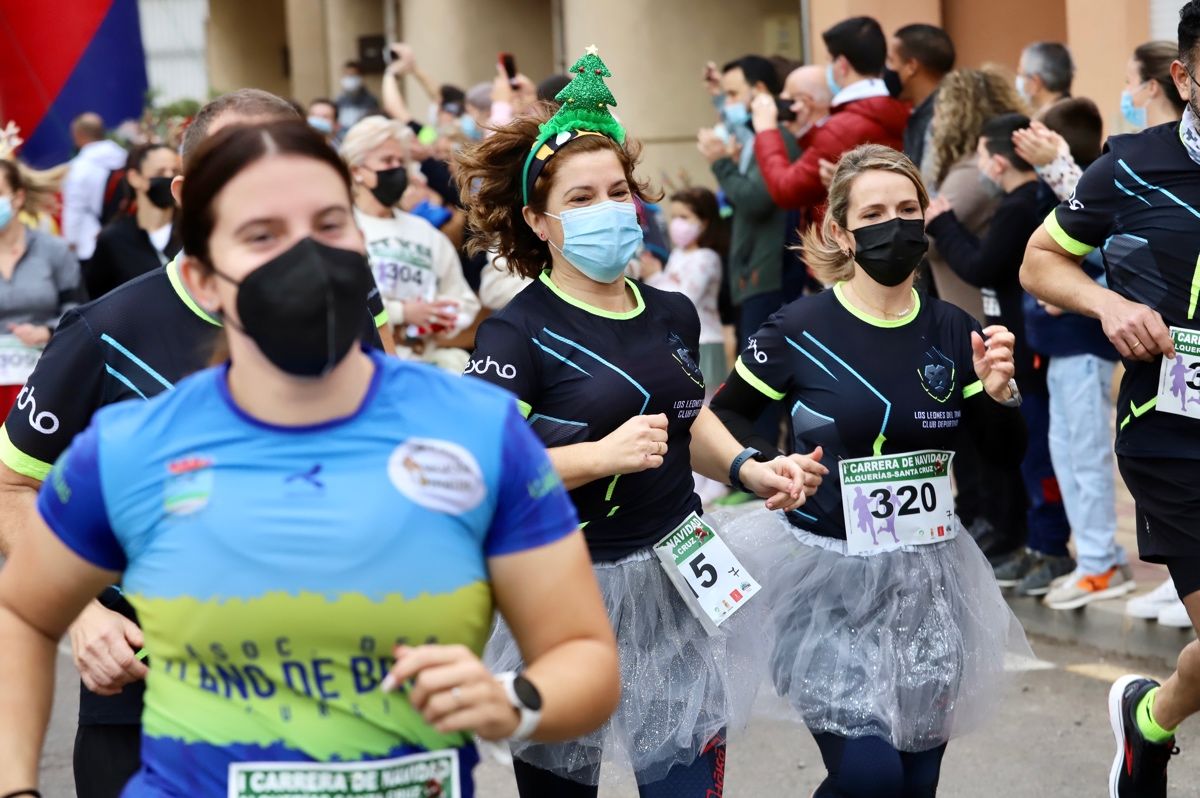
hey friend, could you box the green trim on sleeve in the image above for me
[1119,396,1159,430]
[1043,209,1096,257]
[734,358,785,401]
[373,309,390,328]
[962,380,984,399]
[1188,252,1200,321]
[517,400,532,419]
[0,424,53,481]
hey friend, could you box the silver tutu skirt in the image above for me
[721,508,1031,752]
[485,544,765,785]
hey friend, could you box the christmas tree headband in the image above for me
[521,45,626,206]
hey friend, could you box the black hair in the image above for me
[1040,98,1103,168]
[344,60,362,72]
[440,84,466,107]
[822,16,887,77]
[309,97,336,111]
[126,142,174,174]
[721,55,783,96]
[1022,42,1074,94]
[1180,0,1200,69]
[537,74,571,103]
[181,89,299,168]
[980,113,1034,172]
[894,24,956,76]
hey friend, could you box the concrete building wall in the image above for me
[1067,0,1150,136]
[206,0,289,97]
[285,0,329,105]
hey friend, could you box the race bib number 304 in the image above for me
[1157,327,1200,421]
[839,449,957,556]
[654,512,760,635]
[228,749,460,798]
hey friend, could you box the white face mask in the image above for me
[341,75,363,93]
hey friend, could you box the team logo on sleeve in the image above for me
[917,347,957,403]
[389,438,486,513]
[667,332,705,389]
[164,455,215,515]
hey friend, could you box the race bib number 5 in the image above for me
[1157,327,1200,421]
[228,749,460,798]
[654,512,760,635]
[839,450,957,556]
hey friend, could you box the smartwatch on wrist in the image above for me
[729,447,764,493]
[497,671,543,741]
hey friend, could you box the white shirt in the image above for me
[646,247,724,345]
[148,223,173,261]
[354,207,479,336]
[478,252,532,311]
[831,78,890,108]
[62,139,128,260]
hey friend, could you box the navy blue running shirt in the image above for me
[466,272,706,561]
[728,285,988,541]
[1044,121,1200,460]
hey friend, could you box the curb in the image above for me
[1004,592,1190,669]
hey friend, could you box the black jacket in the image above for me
[87,214,181,299]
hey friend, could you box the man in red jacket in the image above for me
[751,16,910,214]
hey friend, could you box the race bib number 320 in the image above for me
[654,512,760,635]
[228,749,460,798]
[1157,327,1200,421]
[839,450,957,556]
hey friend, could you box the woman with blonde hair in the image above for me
[925,66,1027,320]
[340,115,478,370]
[712,143,1031,797]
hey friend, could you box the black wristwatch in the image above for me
[729,447,766,493]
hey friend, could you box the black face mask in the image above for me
[216,238,372,377]
[370,166,409,207]
[146,176,176,210]
[850,217,928,287]
[882,68,903,99]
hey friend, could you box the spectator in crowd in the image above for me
[86,143,181,299]
[340,116,478,371]
[536,73,571,104]
[887,23,956,172]
[306,97,340,143]
[1013,99,1105,201]
[780,64,834,142]
[926,113,1074,595]
[335,60,381,130]
[1016,42,1075,113]
[749,16,909,213]
[1122,40,1189,129]
[62,113,128,263]
[462,82,493,140]
[0,159,81,418]
[925,67,1027,320]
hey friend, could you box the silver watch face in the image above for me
[513,674,542,712]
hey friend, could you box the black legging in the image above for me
[512,733,726,797]
[812,734,947,798]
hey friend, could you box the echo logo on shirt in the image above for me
[465,356,516,380]
[388,438,486,513]
[15,386,59,435]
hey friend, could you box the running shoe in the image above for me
[1109,675,1177,798]
[993,548,1037,588]
[1017,553,1076,597]
[1045,566,1136,610]
[1127,578,1180,620]
[1159,599,1193,629]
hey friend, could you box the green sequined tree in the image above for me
[543,45,625,143]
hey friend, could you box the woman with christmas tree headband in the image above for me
[457,47,827,796]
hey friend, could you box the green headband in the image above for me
[521,45,626,206]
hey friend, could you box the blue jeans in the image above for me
[1018,380,1073,558]
[1047,355,1125,574]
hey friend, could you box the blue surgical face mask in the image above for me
[826,63,842,97]
[546,200,644,284]
[722,101,749,130]
[1121,85,1148,129]
[459,114,482,140]
[0,196,12,230]
[307,116,333,135]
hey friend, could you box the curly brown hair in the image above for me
[455,103,658,279]
[929,66,1028,186]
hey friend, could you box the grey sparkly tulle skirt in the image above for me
[722,508,1031,752]
[485,543,765,785]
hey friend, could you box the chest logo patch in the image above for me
[667,331,705,389]
[918,347,956,404]
[389,438,486,514]
[164,455,214,516]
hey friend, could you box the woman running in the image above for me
[0,120,619,798]
[458,48,824,797]
[712,144,1031,798]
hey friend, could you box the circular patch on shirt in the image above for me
[388,438,486,513]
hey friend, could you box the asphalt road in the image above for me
[38,635,1200,797]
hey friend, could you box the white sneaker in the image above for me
[1126,578,1178,619]
[1158,598,1193,629]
